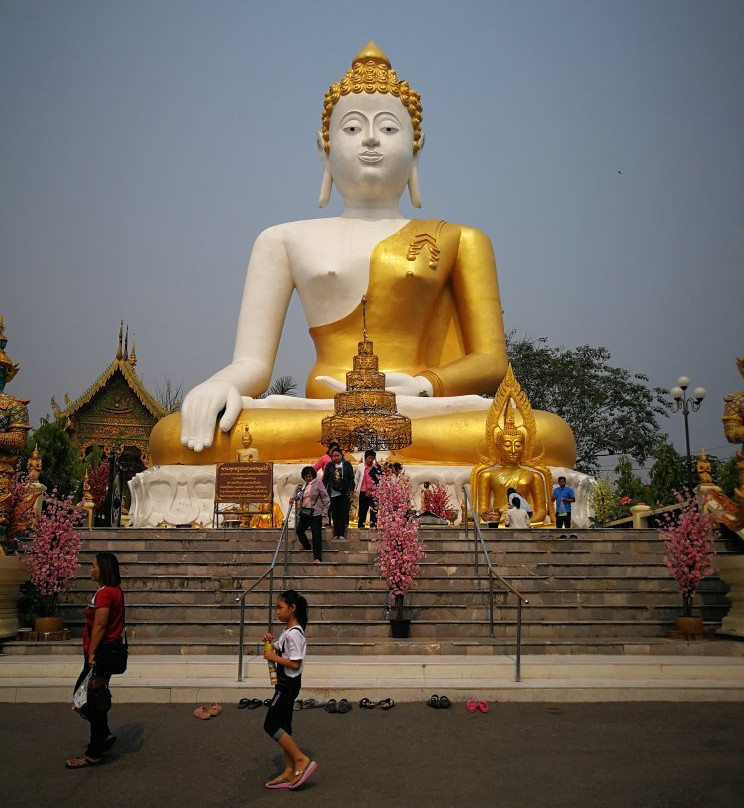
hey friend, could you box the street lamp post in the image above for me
[669,376,706,492]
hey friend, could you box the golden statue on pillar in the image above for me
[470,365,552,526]
[698,358,744,535]
[0,316,31,546]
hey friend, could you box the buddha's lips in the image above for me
[359,151,383,163]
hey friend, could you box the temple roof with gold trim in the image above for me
[52,323,165,422]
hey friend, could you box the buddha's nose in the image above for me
[362,133,380,148]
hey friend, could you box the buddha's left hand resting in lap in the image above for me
[150,42,575,467]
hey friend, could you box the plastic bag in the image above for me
[73,669,93,710]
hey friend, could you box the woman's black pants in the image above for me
[296,512,323,560]
[74,661,112,758]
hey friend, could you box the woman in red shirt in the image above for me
[66,552,125,769]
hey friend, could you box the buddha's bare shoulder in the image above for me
[257,217,346,240]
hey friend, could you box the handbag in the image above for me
[95,629,128,675]
[299,507,313,518]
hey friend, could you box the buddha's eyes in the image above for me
[379,122,399,134]
[343,123,361,134]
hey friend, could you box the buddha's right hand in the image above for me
[180,380,244,452]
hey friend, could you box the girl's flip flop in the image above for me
[337,698,352,713]
[377,698,395,710]
[324,699,337,713]
[193,705,212,720]
[359,697,376,709]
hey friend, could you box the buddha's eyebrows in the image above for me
[335,109,404,126]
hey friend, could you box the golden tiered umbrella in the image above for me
[321,297,412,452]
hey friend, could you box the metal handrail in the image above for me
[235,499,296,682]
[462,485,528,682]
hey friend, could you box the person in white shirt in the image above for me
[504,496,531,529]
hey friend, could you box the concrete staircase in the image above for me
[1,526,735,655]
[2,526,742,702]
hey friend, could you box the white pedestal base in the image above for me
[128,462,595,529]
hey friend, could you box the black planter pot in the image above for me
[389,618,411,638]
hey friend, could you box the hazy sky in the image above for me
[2,0,742,473]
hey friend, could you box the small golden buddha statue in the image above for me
[236,425,259,463]
[470,366,552,526]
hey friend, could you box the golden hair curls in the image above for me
[321,41,422,155]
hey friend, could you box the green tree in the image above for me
[19,419,82,497]
[154,377,184,414]
[648,438,686,505]
[715,456,738,498]
[505,332,667,474]
[613,455,647,503]
[257,376,297,398]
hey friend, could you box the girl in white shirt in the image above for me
[262,590,317,790]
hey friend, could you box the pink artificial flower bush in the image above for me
[658,491,717,617]
[375,468,425,620]
[88,460,109,516]
[423,482,453,520]
[20,491,84,617]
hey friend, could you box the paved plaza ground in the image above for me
[1,699,742,808]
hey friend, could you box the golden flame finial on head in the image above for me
[321,40,422,155]
[0,314,19,383]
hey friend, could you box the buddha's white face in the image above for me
[327,92,415,205]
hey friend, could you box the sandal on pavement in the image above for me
[193,705,212,720]
[337,698,352,713]
[302,698,325,709]
[439,695,451,709]
[324,699,337,713]
[294,699,303,711]
[207,702,222,717]
[65,756,102,769]
[238,698,251,709]
[265,774,293,789]
[477,700,489,713]
[427,694,440,708]
[377,697,395,710]
[466,700,477,713]
[359,697,375,709]
[263,698,273,708]
[289,760,318,790]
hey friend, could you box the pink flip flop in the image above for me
[477,700,489,713]
[289,760,317,790]
[466,700,476,713]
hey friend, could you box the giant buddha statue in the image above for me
[150,42,575,468]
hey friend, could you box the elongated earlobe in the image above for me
[408,135,424,208]
[408,164,422,208]
[317,131,332,208]
[318,167,332,208]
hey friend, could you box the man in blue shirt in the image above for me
[551,476,576,529]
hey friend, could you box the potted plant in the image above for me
[658,490,717,637]
[19,490,84,634]
[375,468,425,638]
